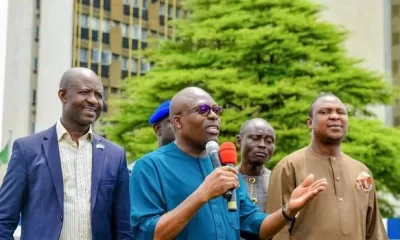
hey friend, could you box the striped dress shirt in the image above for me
[56,120,93,240]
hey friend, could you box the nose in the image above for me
[86,92,98,104]
[207,109,219,120]
[258,139,267,148]
[329,111,340,120]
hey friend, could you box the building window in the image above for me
[80,14,89,28]
[395,116,400,126]
[132,25,140,39]
[92,49,100,63]
[102,19,110,33]
[101,51,112,65]
[80,48,88,62]
[159,3,165,15]
[103,88,108,101]
[121,56,128,70]
[168,5,173,19]
[131,59,138,72]
[91,16,99,31]
[133,0,148,9]
[121,24,129,37]
[123,0,130,5]
[142,29,147,42]
[30,121,35,134]
[35,26,39,41]
[32,89,37,106]
[393,5,400,18]
[112,53,119,60]
[141,59,150,73]
[36,0,40,10]
[393,32,399,46]
[33,58,38,72]
[393,60,399,75]
[111,88,119,94]
[104,0,111,11]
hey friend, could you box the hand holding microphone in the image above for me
[204,141,238,211]
[197,166,239,202]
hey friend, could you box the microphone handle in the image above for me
[208,150,232,198]
[223,163,237,199]
[209,150,222,169]
[228,187,237,211]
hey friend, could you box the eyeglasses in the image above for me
[180,104,223,116]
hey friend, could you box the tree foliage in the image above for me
[104,0,399,216]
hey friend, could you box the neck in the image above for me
[157,137,163,148]
[175,137,207,158]
[60,117,90,143]
[311,138,341,157]
[239,161,266,176]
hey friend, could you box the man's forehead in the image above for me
[74,76,102,88]
[315,96,345,108]
[244,121,275,136]
[194,97,216,105]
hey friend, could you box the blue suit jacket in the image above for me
[0,125,132,240]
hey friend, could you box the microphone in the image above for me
[219,142,238,212]
[205,141,222,169]
[206,141,232,199]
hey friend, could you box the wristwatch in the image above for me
[281,203,296,221]
[281,203,296,234]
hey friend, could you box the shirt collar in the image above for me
[56,119,93,142]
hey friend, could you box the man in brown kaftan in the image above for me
[266,94,388,240]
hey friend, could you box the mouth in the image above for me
[83,107,97,114]
[205,125,220,135]
[254,152,268,158]
[327,124,342,128]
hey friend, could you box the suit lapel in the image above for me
[43,125,64,212]
[91,135,105,211]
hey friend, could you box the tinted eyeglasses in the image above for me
[181,104,223,116]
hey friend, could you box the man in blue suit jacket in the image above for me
[0,67,132,240]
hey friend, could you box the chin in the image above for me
[250,159,266,166]
[325,136,345,144]
[78,118,97,126]
[205,135,219,143]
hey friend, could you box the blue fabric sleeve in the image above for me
[129,156,166,240]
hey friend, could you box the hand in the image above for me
[286,174,327,217]
[197,166,239,201]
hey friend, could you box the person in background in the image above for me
[128,100,175,174]
[266,93,388,240]
[129,86,328,240]
[0,67,132,240]
[237,118,276,212]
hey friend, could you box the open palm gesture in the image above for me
[287,174,328,216]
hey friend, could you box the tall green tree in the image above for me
[104,0,399,216]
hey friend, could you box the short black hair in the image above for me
[308,92,339,118]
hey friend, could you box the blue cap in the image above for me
[149,100,171,124]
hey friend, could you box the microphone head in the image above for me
[206,141,219,154]
[219,142,237,165]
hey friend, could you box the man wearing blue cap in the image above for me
[149,100,175,148]
[128,101,175,173]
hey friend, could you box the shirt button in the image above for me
[60,216,63,221]
[339,197,343,202]
[336,177,340,181]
